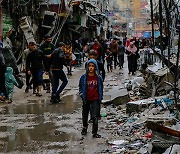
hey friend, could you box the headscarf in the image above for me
[127,42,137,54]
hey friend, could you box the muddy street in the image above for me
[0,64,120,154]
[1,59,178,154]
[0,95,84,153]
[0,60,132,154]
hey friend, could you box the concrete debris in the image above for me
[139,67,174,98]
[125,77,144,91]
[103,89,130,105]
[101,93,180,153]
[163,144,180,154]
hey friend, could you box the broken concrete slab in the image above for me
[126,98,155,113]
[103,88,130,106]
[139,67,175,97]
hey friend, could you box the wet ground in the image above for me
[0,95,84,153]
[0,57,141,153]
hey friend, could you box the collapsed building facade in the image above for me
[1,0,113,62]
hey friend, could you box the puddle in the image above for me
[0,95,82,153]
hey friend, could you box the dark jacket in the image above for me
[40,42,55,70]
[50,48,66,70]
[79,59,103,104]
[105,51,113,61]
[26,49,46,72]
[118,44,125,56]
[40,42,55,55]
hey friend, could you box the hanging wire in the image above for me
[18,0,32,6]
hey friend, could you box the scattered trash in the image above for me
[101,108,107,117]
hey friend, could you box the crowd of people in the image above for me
[0,35,150,137]
[0,35,148,103]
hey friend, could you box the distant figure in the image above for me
[5,67,19,103]
[90,39,103,62]
[117,41,125,69]
[105,47,113,72]
[79,59,103,138]
[126,39,130,47]
[109,38,118,69]
[64,42,73,75]
[126,42,138,75]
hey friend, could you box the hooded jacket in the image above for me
[5,67,18,89]
[85,59,105,82]
[79,59,103,103]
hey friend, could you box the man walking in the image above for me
[26,42,47,96]
[109,38,118,69]
[117,41,125,69]
[49,42,68,103]
[40,35,55,93]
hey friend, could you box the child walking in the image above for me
[5,67,18,103]
[105,47,113,72]
[79,59,103,138]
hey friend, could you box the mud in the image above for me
[0,95,83,153]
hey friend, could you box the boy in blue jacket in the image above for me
[79,59,103,138]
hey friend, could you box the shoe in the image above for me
[33,90,37,94]
[50,98,58,103]
[50,99,59,104]
[89,118,93,123]
[50,96,59,104]
[69,73,72,76]
[81,128,87,135]
[25,87,29,93]
[36,93,42,97]
[93,133,101,138]
[6,99,12,104]
[56,96,61,102]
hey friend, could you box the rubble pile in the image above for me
[101,98,180,153]
[124,63,176,101]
